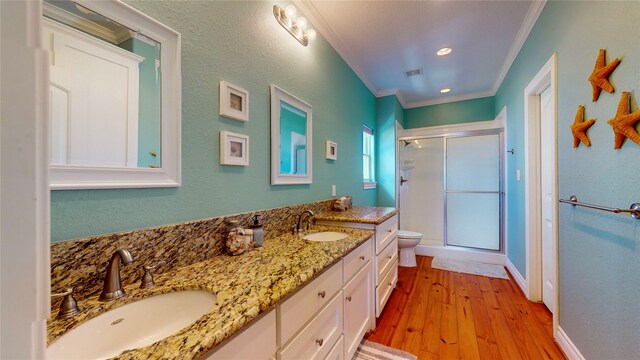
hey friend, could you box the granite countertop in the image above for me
[314,206,398,225]
[47,225,374,359]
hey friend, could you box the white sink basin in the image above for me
[47,290,216,360]
[303,231,349,242]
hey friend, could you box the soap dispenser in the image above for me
[249,215,264,247]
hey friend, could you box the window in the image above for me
[363,125,376,189]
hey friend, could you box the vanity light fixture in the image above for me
[440,88,451,93]
[273,5,316,46]
[437,47,452,56]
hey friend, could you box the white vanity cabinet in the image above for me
[316,214,399,317]
[204,238,374,360]
[205,310,277,360]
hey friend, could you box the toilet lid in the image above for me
[397,230,422,238]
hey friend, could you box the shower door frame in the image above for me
[398,122,505,254]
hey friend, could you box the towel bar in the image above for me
[559,195,640,220]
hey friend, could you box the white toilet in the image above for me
[397,230,423,267]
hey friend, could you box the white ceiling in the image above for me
[296,0,546,108]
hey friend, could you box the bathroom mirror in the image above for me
[44,0,181,189]
[270,85,312,185]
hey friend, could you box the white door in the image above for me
[540,86,556,313]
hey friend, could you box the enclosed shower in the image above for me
[398,130,503,254]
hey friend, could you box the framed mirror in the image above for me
[270,85,312,185]
[44,0,181,189]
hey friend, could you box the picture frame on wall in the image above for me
[325,141,337,160]
[220,131,249,166]
[219,81,249,121]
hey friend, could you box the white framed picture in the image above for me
[220,131,249,166]
[219,81,249,121]
[325,140,337,160]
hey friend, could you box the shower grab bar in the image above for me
[559,195,640,220]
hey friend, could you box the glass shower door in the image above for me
[445,133,501,251]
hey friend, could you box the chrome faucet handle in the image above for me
[51,288,80,320]
[140,261,166,289]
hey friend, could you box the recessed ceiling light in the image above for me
[440,88,451,93]
[437,47,452,56]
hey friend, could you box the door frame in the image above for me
[523,53,559,336]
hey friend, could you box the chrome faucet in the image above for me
[99,248,134,301]
[295,210,314,234]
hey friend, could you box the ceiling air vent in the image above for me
[405,67,423,77]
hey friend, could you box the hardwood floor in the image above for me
[365,256,566,360]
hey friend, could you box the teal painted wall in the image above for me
[51,1,377,242]
[404,96,495,129]
[120,38,162,168]
[494,1,639,358]
[376,95,403,207]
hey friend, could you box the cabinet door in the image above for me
[205,310,276,360]
[324,335,344,360]
[343,261,373,359]
[376,259,398,317]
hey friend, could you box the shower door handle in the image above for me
[400,176,408,185]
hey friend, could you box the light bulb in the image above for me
[296,17,307,30]
[437,47,452,56]
[285,5,296,18]
[440,88,451,93]
[306,29,316,41]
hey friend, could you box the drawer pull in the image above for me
[318,290,326,299]
[388,282,393,287]
[387,229,393,233]
[359,255,365,260]
[316,338,324,347]
[387,255,393,259]
[346,295,352,302]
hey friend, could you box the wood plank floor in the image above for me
[365,256,566,360]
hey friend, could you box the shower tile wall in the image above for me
[399,138,444,245]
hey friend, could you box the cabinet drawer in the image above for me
[324,335,344,360]
[278,293,343,360]
[206,310,276,360]
[278,261,342,346]
[376,238,398,285]
[343,238,373,283]
[375,214,398,254]
[375,259,398,317]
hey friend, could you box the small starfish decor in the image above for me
[588,49,620,102]
[607,92,640,149]
[570,105,595,147]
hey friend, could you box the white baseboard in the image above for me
[505,257,527,295]
[556,326,585,360]
[415,244,505,265]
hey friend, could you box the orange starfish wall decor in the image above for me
[607,92,640,149]
[570,105,595,147]
[588,49,620,102]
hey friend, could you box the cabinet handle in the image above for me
[318,290,326,298]
[387,255,392,259]
[346,295,352,302]
[388,282,393,287]
[387,229,393,233]
[359,256,365,260]
[316,338,324,347]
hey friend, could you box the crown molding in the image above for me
[375,88,408,108]
[405,90,494,109]
[294,0,378,95]
[492,0,547,93]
